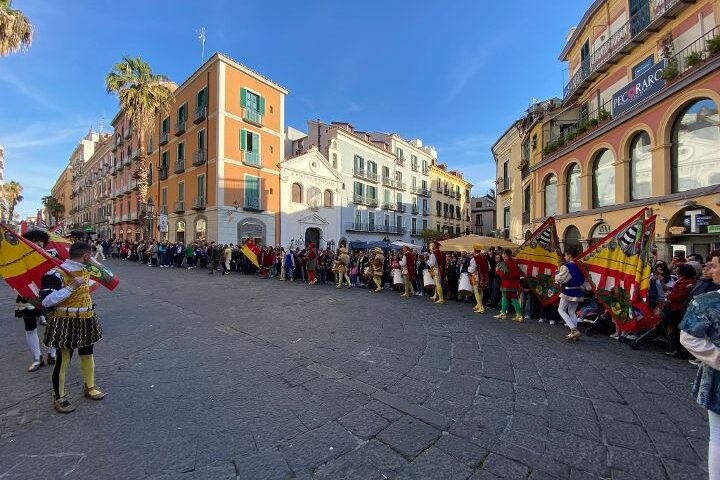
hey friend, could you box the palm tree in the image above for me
[105,56,173,206]
[3,180,23,222]
[41,195,65,224]
[0,0,33,57]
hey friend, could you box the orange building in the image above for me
[529,0,720,260]
[110,52,288,245]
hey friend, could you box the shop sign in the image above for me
[708,225,720,234]
[612,59,666,117]
[670,208,720,235]
[669,226,686,235]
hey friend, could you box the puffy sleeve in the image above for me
[555,265,570,284]
[468,258,477,274]
[680,297,712,338]
[40,270,73,308]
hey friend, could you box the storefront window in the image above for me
[672,98,720,193]
[195,218,206,241]
[630,132,652,200]
[544,174,557,217]
[592,149,615,208]
[566,163,581,213]
[176,220,185,243]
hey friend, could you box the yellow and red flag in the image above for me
[0,223,61,299]
[515,217,563,305]
[576,208,650,330]
[45,233,119,291]
[241,239,261,268]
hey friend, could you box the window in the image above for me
[367,185,377,200]
[384,189,391,204]
[161,187,168,213]
[197,87,207,109]
[198,129,206,151]
[148,164,153,186]
[411,154,418,169]
[176,220,186,243]
[396,215,402,228]
[671,98,720,193]
[177,142,185,161]
[354,182,364,198]
[195,218,206,240]
[241,88,265,124]
[178,182,185,202]
[367,161,377,177]
[323,189,333,208]
[161,151,168,169]
[523,185,531,219]
[146,134,153,154]
[564,226,582,252]
[354,155,364,172]
[396,192,402,207]
[161,117,169,134]
[502,161,509,190]
[354,210,362,225]
[455,226,461,235]
[411,218,417,233]
[592,149,615,208]
[332,153,337,169]
[503,206,510,228]
[240,129,261,166]
[382,166,390,180]
[566,163,581,213]
[395,171,402,185]
[197,174,205,203]
[396,147,404,159]
[411,176,417,190]
[544,174,557,216]
[368,211,375,229]
[291,183,303,203]
[177,103,187,124]
[629,132,652,200]
[244,175,261,210]
[422,219,428,230]
[436,200,442,216]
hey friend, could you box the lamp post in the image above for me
[144,198,155,241]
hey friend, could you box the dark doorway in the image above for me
[305,227,320,247]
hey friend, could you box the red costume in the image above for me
[306,242,318,284]
[472,253,489,289]
[432,242,446,282]
[497,257,522,291]
[404,251,416,283]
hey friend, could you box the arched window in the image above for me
[176,220,186,243]
[195,218,206,240]
[291,183,303,203]
[332,153,338,169]
[323,189,333,208]
[671,98,720,193]
[544,174,557,216]
[629,132,652,200]
[564,226,581,252]
[566,163,581,213]
[592,149,615,208]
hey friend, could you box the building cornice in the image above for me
[333,128,396,160]
[429,165,472,187]
[559,0,606,61]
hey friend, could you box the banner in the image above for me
[241,239,260,268]
[0,224,61,299]
[87,257,120,291]
[48,222,64,236]
[576,208,649,330]
[515,217,563,305]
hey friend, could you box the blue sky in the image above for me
[0,0,588,218]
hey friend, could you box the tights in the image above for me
[473,286,484,311]
[52,345,95,399]
[23,316,54,361]
[710,410,720,480]
[558,298,579,329]
[500,291,521,315]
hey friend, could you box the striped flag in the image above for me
[48,222,64,236]
[36,210,47,228]
[515,217,563,305]
[241,239,260,268]
[0,223,61,299]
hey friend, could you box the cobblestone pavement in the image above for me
[0,260,710,479]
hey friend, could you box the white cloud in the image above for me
[344,101,364,114]
[0,122,89,150]
[0,70,58,111]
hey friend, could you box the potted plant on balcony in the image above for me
[598,109,611,122]
[661,59,680,81]
[686,50,704,68]
[707,36,720,57]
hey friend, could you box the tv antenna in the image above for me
[198,27,206,63]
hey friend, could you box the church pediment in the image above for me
[298,213,330,225]
[280,149,341,182]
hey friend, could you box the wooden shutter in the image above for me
[258,96,265,115]
[240,129,246,150]
[240,88,247,108]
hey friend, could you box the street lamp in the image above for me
[144,198,155,241]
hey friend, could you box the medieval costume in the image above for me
[428,241,445,304]
[468,244,490,314]
[371,247,384,292]
[41,249,105,413]
[494,249,523,321]
[337,248,352,288]
[555,251,586,341]
[15,229,56,372]
[307,242,318,285]
[400,246,416,297]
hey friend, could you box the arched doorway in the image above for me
[305,227,320,247]
[564,225,582,253]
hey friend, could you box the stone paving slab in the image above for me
[0,260,710,479]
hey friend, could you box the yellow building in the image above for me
[50,164,73,226]
[429,163,472,237]
[529,0,720,259]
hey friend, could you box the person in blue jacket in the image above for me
[555,246,586,342]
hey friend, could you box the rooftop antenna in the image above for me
[198,27,206,63]
[98,114,106,134]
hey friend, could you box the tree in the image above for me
[41,195,65,223]
[3,180,23,222]
[105,56,173,204]
[0,0,33,57]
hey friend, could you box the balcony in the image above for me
[121,213,129,222]
[129,211,139,222]
[244,197,262,211]
[130,180,138,191]
[159,132,169,145]
[411,205,419,215]
[422,167,429,175]
[173,201,185,213]
[159,167,168,180]
[174,159,185,174]
[410,163,419,172]
[353,168,378,183]
[131,149,140,161]
[243,150,261,167]
[387,226,406,235]
[123,183,132,194]
[496,177,510,194]
[194,105,207,124]
[410,228,422,236]
[353,194,378,207]
[395,156,405,167]
[394,203,407,213]
[243,109,263,126]
[123,155,132,166]
[175,121,186,136]
[124,129,132,140]
[422,208,430,216]
[345,222,380,233]
[381,177,406,190]
[192,197,206,210]
[562,0,691,103]
[192,149,206,166]
[413,186,430,197]
[112,137,120,151]
[381,202,391,211]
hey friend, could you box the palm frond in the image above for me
[0,1,33,56]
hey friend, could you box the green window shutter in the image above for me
[240,129,247,151]
[258,96,265,115]
[253,132,260,155]
[240,88,247,108]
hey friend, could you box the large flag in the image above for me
[515,217,563,305]
[36,210,47,228]
[241,239,260,268]
[45,233,118,291]
[48,222,64,236]
[45,231,71,259]
[576,208,649,330]
[0,223,61,299]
